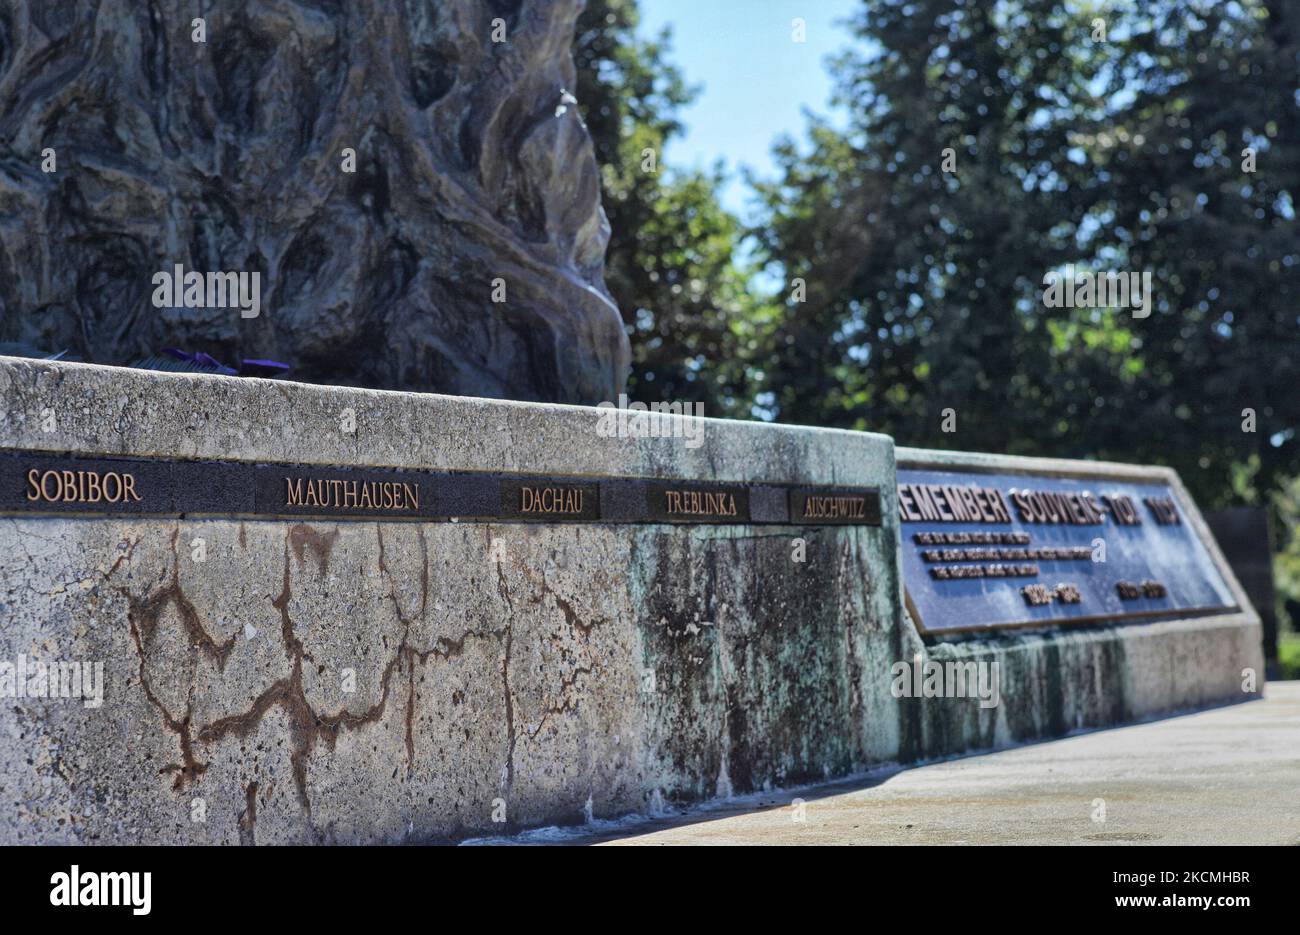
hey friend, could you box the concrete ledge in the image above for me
[0,360,1262,843]
[1,357,890,483]
[0,358,900,843]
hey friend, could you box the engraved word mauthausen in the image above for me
[285,477,418,511]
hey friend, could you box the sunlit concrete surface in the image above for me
[580,683,1300,846]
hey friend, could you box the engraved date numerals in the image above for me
[1116,579,1167,600]
[1021,583,1082,607]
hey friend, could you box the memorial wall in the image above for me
[0,357,1263,843]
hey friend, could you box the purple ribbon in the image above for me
[162,348,290,377]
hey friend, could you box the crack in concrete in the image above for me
[112,519,603,838]
[122,531,236,790]
[238,780,258,846]
[195,526,407,839]
[489,527,517,800]
[538,581,603,637]
[529,662,596,740]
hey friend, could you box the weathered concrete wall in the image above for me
[0,357,901,843]
[0,359,1262,844]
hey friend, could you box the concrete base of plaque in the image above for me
[0,358,1263,843]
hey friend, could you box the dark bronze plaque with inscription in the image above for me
[1,454,175,515]
[898,466,1237,634]
[790,487,883,525]
[500,479,600,521]
[254,465,432,518]
[0,451,881,528]
[644,481,751,523]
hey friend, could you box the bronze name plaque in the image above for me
[2,456,174,515]
[258,467,429,518]
[645,482,751,523]
[790,487,884,525]
[501,480,600,521]
[26,466,142,505]
[1,452,880,527]
[285,476,420,511]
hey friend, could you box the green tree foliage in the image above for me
[751,0,1298,508]
[573,0,764,414]
[754,0,1106,442]
[1082,0,1299,505]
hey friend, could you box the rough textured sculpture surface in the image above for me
[0,0,629,403]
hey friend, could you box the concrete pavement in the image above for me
[573,682,1300,845]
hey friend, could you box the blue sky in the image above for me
[637,0,861,216]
